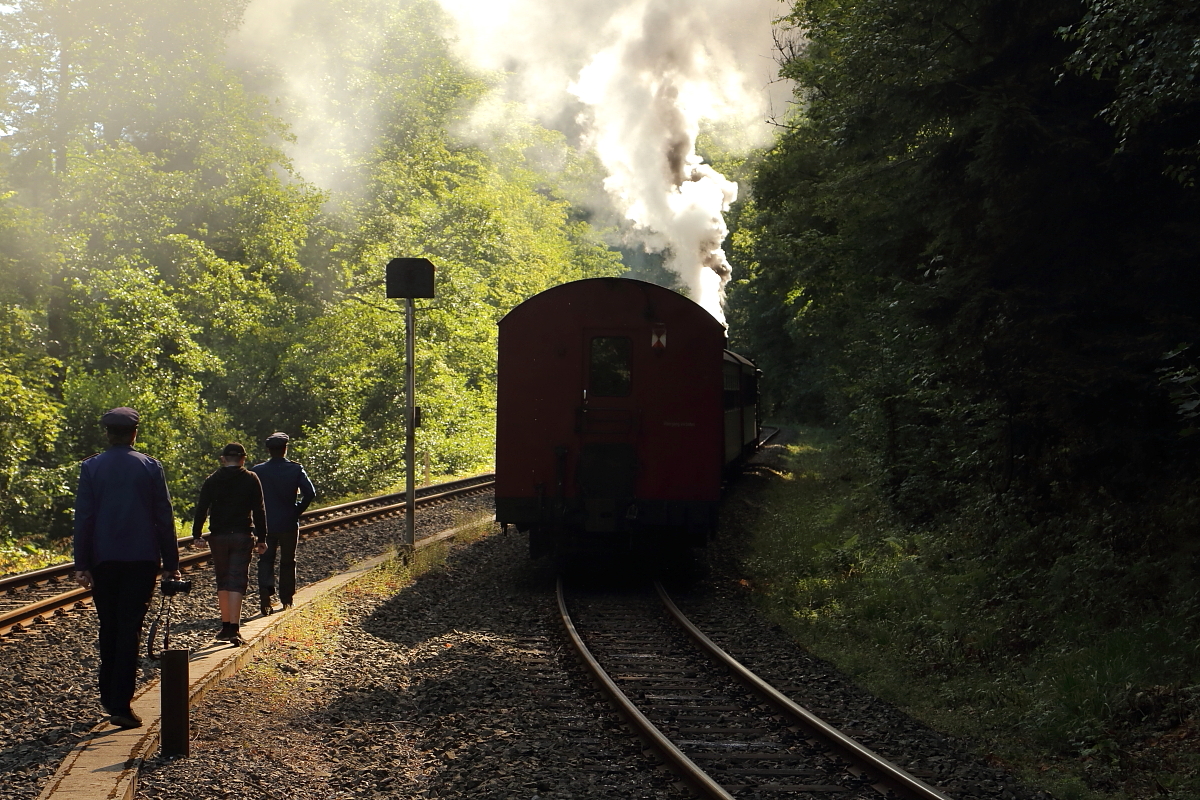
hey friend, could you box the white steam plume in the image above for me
[439,0,786,325]
[227,0,390,194]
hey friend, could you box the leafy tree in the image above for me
[730,1,1200,765]
[253,0,623,491]
[0,0,624,541]
[0,303,66,536]
[1060,0,1200,183]
[737,0,1200,564]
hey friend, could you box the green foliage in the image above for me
[1060,0,1200,183]
[739,429,1200,797]
[0,347,67,533]
[0,533,72,576]
[0,0,623,540]
[735,0,1200,520]
[730,4,1200,788]
[1158,344,1200,435]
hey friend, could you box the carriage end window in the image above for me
[589,337,632,396]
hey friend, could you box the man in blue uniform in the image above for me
[251,432,315,615]
[73,407,180,729]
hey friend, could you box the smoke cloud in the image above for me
[229,0,786,323]
[440,0,786,324]
[227,0,392,194]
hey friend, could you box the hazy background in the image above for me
[230,0,791,321]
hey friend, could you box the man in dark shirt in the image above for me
[73,406,180,729]
[191,442,267,645]
[251,432,316,615]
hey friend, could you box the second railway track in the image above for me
[558,579,955,800]
[0,473,495,637]
[2,476,498,800]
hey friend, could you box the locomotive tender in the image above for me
[495,277,759,558]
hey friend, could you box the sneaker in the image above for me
[109,710,142,729]
[228,631,245,646]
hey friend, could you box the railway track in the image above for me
[0,473,495,637]
[558,580,955,800]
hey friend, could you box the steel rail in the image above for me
[0,473,494,593]
[654,582,955,800]
[291,478,494,536]
[757,426,780,447]
[1,587,92,629]
[556,577,736,800]
[299,472,493,522]
[0,474,494,636]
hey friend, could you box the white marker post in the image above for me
[385,258,436,557]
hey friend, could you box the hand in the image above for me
[189,537,204,551]
[161,569,181,580]
[254,541,268,555]
[74,570,92,590]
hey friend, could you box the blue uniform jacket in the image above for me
[250,458,316,533]
[73,445,179,572]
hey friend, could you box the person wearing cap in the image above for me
[191,442,268,645]
[251,432,316,615]
[73,406,181,729]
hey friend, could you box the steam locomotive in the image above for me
[495,277,759,559]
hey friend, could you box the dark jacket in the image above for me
[73,445,179,572]
[192,466,267,542]
[250,457,316,532]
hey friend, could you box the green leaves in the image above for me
[0,350,65,532]
[1158,344,1200,435]
[1060,0,1200,183]
[736,0,1200,535]
[0,0,623,538]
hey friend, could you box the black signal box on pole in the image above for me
[386,258,436,299]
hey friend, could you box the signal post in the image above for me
[385,257,436,556]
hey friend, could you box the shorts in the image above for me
[208,532,255,593]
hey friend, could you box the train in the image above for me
[495,277,760,559]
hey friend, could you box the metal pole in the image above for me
[405,297,416,556]
[160,649,190,757]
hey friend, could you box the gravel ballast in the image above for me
[0,492,492,800]
[135,530,688,800]
[136,528,1048,800]
[9,460,1053,800]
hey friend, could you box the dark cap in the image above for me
[100,407,139,427]
[221,442,247,458]
[265,432,290,447]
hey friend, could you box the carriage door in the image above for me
[577,331,639,532]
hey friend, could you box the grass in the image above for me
[0,535,73,576]
[733,425,1200,800]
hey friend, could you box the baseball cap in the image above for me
[100,407,140,427]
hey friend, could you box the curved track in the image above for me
[558,579,954,800]
[0,473,495,636]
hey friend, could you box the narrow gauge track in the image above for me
[0,473,495,637]
[558,580,955,800]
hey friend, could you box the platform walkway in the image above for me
[37,524,470,800]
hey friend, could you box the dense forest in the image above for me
[738,0,1200,504]
[0,0,622,541]
[1,0,1196,626]
[724,0,1200,791]
[729,0,1200,612]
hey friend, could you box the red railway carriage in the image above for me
[496,277,758,558]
